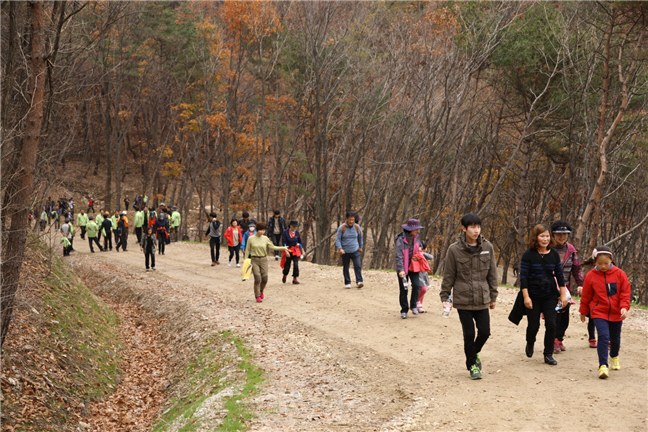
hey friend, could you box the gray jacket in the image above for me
[440,233,498,310]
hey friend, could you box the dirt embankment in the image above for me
[65,236,647,432]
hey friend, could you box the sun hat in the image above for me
[122,211,127,215]
[402,219,424,231]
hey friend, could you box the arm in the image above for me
[395,239,404,275]
[487,245,499,304]
[439,248,456,302]
[571,252,584,294]
[266,237,288,252]
[244,236,251,259]
[423,252,434,260]
[519,251,533,309]
[357,225,363,250]
[335,226,342,249]
[619,271,632,316]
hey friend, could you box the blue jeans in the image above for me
[342,250,363,285]
[592,318,622,366]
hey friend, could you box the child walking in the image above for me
[243,221,289,303]
[415,241,434,313]
[579,246,631,379]
[140,225,157,271]
[224,219,242,267]
[281,220,305,285]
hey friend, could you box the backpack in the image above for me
[342,223,359,235]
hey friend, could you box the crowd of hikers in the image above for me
[41,195,632,382]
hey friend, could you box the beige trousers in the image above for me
[251,257,268,298]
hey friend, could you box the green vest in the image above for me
[134,211,145,228]
[86,221,99,238]
[171,211,181,228]
[76,213,89,226]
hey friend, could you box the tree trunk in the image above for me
[1,1,46,347]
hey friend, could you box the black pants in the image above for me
[210,237,221,263]
[342,251,363,285]
[87,206,94,213]
[113,230,120,246]
[89,236,102,252]
[555,303,570,341]
[588,316,596,340]
[283,255,300,278]
[229,245,240,264]
[458,309,491,370]
[271,233,282,256]
[117,233,127,251]
[157,232,166,254]
[145,248,155,269]
[526,295,558,356]
[397,271,420,314]
[103,232,112,250]
[80,225,86,240]
[135,227,142,244]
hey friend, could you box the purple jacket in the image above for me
[556,242,584,291]
[395,232,421,274]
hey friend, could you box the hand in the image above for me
[285,250,291,257]
[577,286,583,296]
[412,256,418,261]
[339,248,345,255]
[580,314,587,323]
[620,308,628,319]
[489,302,496,310]
[359,248,363,254]
[398,271,405,278]
[523,296,533,309]
[560,293,568,308]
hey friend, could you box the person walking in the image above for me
[224,219,242,267]
[396,219,424,319]
[519,224,568,366]
[101,212,113,251]
[281,220,305,284]
[241,222,256,251]
[140,225,157,271]
[40,208,48,231]
[238,212,257,233]
[95,210,104,242]
[87,197,95,213]
[134,207,145,244]
[76,209,88,240]
[416,241,434,313]
[111,211,120,249]
[335,212,364,289]
[116,211,129,251]
[204,212,222,266]
[68,198,75,220]
[171,206,182,242]
[243,222,289,303]
[155,212,170,255]
[267,210,287,260]
[124,196,130,211]
[86,216,103,253]
[550,220,585,353]
[440,213,498,379]
[61,218,73,255]
[579,246,631,379]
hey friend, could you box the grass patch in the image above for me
[152,330,264,432]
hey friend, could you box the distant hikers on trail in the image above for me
[335,211,364,289]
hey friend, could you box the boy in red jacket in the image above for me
[579,246,631,379]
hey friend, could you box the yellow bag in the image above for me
[241,258,253,281]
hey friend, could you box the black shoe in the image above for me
[525,342,534,358]
[282,275,287,283]
[544,354,557,365]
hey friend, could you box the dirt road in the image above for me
[73,237,647,431]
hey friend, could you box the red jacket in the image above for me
[579,265,631,322]
[224,226,242,247]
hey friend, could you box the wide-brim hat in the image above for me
[402,219,424,231]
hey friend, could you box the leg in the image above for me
[123,234,127,251]
[271,234,281,256]
[151,251,155,269]
[541,298,558,356]
[351,251,363,284]
[234,245,240,264]
[88,237,94,252]
[135,227,142,244]
[292,256,299,278]
[473,308,491,355]
[342,253,352,285]
[609,321,622,358]
[417,285,428,307]
[210,238,217,262]
[587,315,596,340]
[397,275,409,314]
[458,310,478,370]
[525,300,542,348]
[145,251,150,269]
[283,256,292,276]
[229,246,234,263]
[215,238,220,262]
[259,258,269,294]
[252,259,262,298]
[555,304,569,342]
[592,318,610,366]
[81,226,86,240]
[408,271,421,311]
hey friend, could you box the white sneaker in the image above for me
[275,255,279,260]
[357,282,364,289]
[236,263,241,268]
[345,284,351,289]
[228,261,231,266]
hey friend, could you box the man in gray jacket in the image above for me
[440,213,498,380]
[335,212,364,289]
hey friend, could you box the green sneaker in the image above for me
[469,364,482,380]
[476,353,482,370]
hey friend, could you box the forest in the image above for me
[2,1,648,343]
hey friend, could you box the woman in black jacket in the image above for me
[519,224,568,365]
